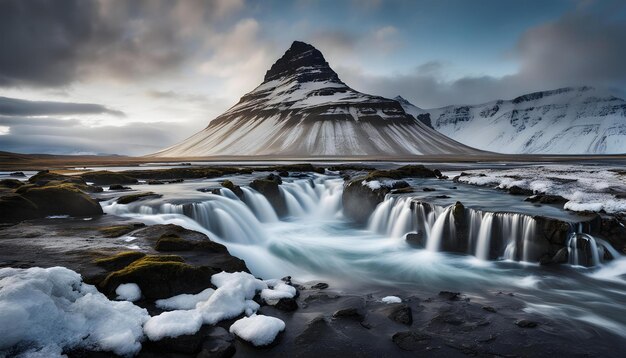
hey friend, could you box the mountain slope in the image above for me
[427,86,626,154]
[394,96,432,128]
[154,41,480,157]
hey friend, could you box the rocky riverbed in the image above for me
[1,163,626,357]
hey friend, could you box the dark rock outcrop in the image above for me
[342,179,390,224]
[250,177,287,217]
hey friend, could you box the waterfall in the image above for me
[366,196,552,263]
[241,187,278,222]
[475,213,494,260]
[103,177,344,244]
[426,206,455,252]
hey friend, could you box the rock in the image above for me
[147,180,165,185]
[391,180,410,189]
[515,319,538,328]
[250,178,287,217]
[274,297,299,311]
[10,171,25,177]
[508,186,533,196]
[97,223,146,238]
[392,331,431,351]
[11,183,103,219]
[101,255,216,299]
[332,308,363,321]
[311,282,329,289]
[155,234,228,253]
[80,171,138,185]
[28,170,86,185]
[541,247,568,265]
[525,194,568,204]
[405,232,426,248]
[221,180,244,199]
[197,326,236,358]
[94,251,147,271]
[295,316,329,346]
[342,179,390,224]
[278,170,289,177]
[133,224,249,273]
[482,306,497,313]
[117,192,162,204]
[385,304,413,325]
[438,291,462,300]
[422,187,436,192]
[0,179,24,189]
[0,194,38,223]
[108,184,131,190]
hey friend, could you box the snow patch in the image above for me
[382,296,402,304]
[155,288,215,310]
[116,283,142,302]
[0,267,149,356]
[229,314,285,346]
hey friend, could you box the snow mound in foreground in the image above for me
[0,267,149,357]
[144,271,292,341]
[229,314,286,346]
[116,283,142,302]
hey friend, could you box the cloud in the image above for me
[0,118,187,155]
[337,2,626,108]
[0,0,247,87]
[0,96,124,117]
[146,90,210,104]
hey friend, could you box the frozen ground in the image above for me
[448,164,626,213]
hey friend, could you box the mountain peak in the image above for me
[263,41,341,83]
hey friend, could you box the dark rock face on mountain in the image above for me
[427,86,626,154]
[154,41,480,157]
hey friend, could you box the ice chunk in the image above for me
[260,281,297,305]
[144,310,203,341]
[0,267,149,356]
[381,296,402,303]
[229,314,285,346]
[155,288,215,310]
[116,283,142,302]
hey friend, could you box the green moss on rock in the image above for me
[94,251,147,271]
[101,255,216,299]
[117,192,162,204]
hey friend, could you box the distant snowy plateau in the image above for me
[398,87,626,155]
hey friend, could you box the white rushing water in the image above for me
[101,174,626,339]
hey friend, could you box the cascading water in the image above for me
[367,195,567,263]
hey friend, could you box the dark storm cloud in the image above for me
[340,2,626,108]
[0,0,244,87]
[0,120,189,156]
[0,96,124,117]
[514,2,626,88]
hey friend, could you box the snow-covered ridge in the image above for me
[154,41,480,157]
[425,86,626,154]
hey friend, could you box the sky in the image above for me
[1,0,625,155]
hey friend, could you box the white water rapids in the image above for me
[102,175,626,339]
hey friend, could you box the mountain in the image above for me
[154,41,480,157]
[394,96,432,128]
[426,86,626,154]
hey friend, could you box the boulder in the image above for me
[28,170,86,185]
[101,255,216,299]
[80,170,138,185]
[117,192,162,204]
[405,232,426,248]
[250,178,287,217]
[508,186,533,196]
[97,223,146,238]
[392,331,431,351]
[385,304,413,325]
[15,183,103,218]
[0,194,39,223]
[342,179,390,224]
[108,184,131,190]
[221,180,244,199]
[155,234,228,253]
[0,179,24,189]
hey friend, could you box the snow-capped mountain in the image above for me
[394,96,432,128]
[154,41,480,157]
[426,86,626,154]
